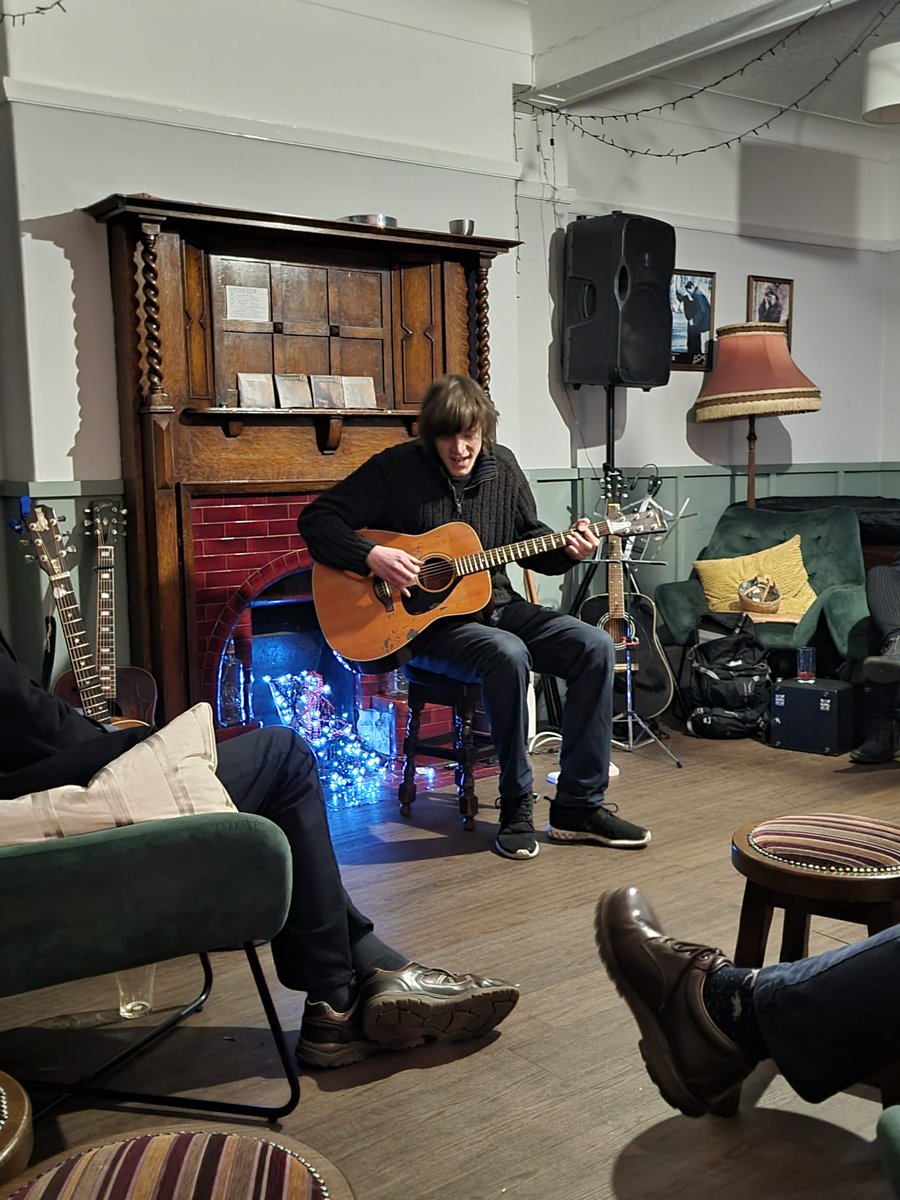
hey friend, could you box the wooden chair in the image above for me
[397,667,493,831]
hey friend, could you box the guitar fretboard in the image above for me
[51,566,111,722]
[453,518,612,578]
[95,545,117,699]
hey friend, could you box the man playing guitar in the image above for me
[300,374,652,860]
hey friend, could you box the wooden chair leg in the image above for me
[398,694,424,818]
[734,881,774,967]
[454,702,478,831]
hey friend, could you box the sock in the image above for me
[701,966,769,1062]
[306,982,354,1013]
[349,931,408,979]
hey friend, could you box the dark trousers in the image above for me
[867,559,900,640]
[216,727,372,993]
[756,923,900,1102]
[410,599,615,805]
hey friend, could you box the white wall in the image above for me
[0,0,531,481]
[512,85,896,475]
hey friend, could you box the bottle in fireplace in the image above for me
[217,640,247,728]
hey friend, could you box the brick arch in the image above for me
[200,548,313,709]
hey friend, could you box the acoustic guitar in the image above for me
[578,499,675,721]
[14,499,151,729]
[312,510,666,672]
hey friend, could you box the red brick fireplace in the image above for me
[189,491,447,749]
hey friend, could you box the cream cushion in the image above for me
[693,534,817,618]
[0,703,235,847]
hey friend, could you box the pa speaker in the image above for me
[562,212,676,388]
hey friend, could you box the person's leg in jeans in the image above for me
[216,727,520,1068]
[595,885,900,1116]
[496,601,650,849]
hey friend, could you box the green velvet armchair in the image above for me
[0,811,299,1121]
[654,504,871,661]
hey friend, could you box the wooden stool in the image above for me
[398,668,491,831]
[0,1073,31,1187]
[731,812,900,967]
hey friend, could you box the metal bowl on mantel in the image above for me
[343,214,398,228]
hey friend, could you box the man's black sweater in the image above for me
[299,440,575,608]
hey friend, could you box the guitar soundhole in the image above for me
[417,556,454,594]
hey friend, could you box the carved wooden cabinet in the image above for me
[87,195,515,719]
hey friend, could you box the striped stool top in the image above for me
[5,1131,353,1200]
[745,812,900,876]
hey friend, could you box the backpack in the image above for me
[685,613,772,739]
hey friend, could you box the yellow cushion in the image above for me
[693,534,817,616]
[0,703,235,847]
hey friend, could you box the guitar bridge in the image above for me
[373,578,395,613]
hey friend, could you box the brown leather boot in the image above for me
[595,887,758,1117]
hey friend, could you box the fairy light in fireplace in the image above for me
[264,669,385,802]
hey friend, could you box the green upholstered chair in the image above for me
[654,503,870,661]
[0,812,299,1122]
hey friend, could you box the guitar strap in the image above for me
[41,613,57,692]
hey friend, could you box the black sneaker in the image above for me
[494,793,539,860]
[547,801,651,848]
[849,714,899,764]
[863,635,900,685]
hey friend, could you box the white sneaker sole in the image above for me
[546,823,651,848]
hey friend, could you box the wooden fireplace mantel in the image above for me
[89,194,516,720]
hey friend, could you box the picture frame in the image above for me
[670,270,716,371]
[747,275,793,346]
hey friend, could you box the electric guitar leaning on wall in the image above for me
[578,488,675,722]
[14,499,152,729]
[312,509,666,672]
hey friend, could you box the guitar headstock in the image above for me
[10,498,75,578]
[86,500,126,548]
[607,509,667,539]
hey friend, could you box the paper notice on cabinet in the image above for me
[237,373,277,407]
[275,374,313,408]
[225,285,270,322]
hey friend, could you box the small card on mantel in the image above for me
[236,373,277,407]
[310,375,346,409]
[274,374,313,408]
[341,376,378,408]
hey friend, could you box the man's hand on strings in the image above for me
[366,544,423,596]
[564,518,599,562]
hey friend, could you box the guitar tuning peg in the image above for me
[22,554,34,563]
[66,545,77,556]
[56,513,67,523]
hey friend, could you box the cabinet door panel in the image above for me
[331,339,387,398]
[273,335,331,377]
[210,256,274,403]
[393,261,443,407]
[217,333,275,406]
[274,263,329,335]
[329,268,385,331]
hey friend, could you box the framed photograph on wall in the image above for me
[747,275,793,346]
[670,270,716,370]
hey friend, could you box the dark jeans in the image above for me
[755,924,900,1102]
[867,558,900,640]
[217,727,372,993]
[409,599,615,805]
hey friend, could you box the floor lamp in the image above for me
[693,322,821,506]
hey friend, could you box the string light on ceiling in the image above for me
[0,0,66,25]
[517,0,900,160]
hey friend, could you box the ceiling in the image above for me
[519,0,900,127]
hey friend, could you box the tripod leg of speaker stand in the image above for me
[611,647,683,768]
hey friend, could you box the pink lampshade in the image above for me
[694,322,821,422]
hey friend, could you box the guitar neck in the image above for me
[606,504,626,620]
[454,518,612,577]
[53,569,111,722]
[95,544,117,699]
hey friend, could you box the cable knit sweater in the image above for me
[299,440,575,608]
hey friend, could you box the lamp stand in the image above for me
[746,414,757,508]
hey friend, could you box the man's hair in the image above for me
[684,280,695,291]
[418,375,498,451]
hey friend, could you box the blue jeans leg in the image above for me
[754,923,900,1102]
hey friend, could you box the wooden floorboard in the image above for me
[3,726,899,1198]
